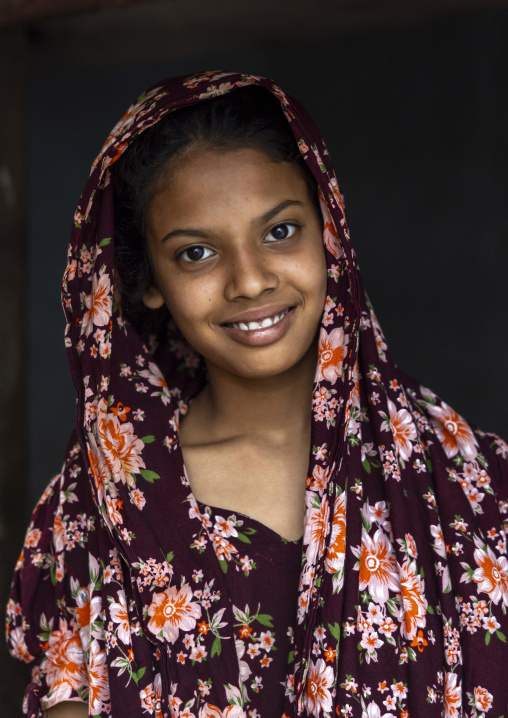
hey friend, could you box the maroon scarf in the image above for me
[8,71,508,718]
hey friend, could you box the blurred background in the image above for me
[1,0,508,713]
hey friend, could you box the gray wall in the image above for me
[29,7,508,507]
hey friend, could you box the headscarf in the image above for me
[8,70,508,717]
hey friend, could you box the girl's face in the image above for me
[144,147,327,381]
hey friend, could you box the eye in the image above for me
[264,223,298,243]
[179,245,215,263]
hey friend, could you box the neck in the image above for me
[185,343,317,448]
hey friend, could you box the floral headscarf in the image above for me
[7,71,508,718]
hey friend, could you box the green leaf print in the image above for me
[132,667,146,685]
[256,614,274,628]
[328,622,341,640]
[139,469,160,483]
[141,435,156,443]
[98,237,111,247]
[236,532,252,544]
[211,636,222,657]
[362,458,372,474]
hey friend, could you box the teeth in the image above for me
[231,310,287,331]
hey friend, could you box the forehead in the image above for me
[147,147,313,230]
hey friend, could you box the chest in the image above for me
[182,440,309,541]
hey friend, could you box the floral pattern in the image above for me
[6,71,508,717]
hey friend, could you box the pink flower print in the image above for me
[472,543,508,606]
[399,559,427,640]
[383,400,416,463]
[81,272,112,337]
[139,362,172,404]
[304,498,329,565]
[303,658,334,716]
[7,627,34,663]
[473,686,493,713]
[109,591,130,645]
[363,700,396,718]
[316,327,348,385]
[130,488,146,510]
[97,399,146,486]
[89,638,110,712]
[310,465,331,495]
[358,528,399,603]
[199,705,247,718]
[214,515,238,539]
[147,582,201,643]
[325,493,346,575]
[25,528,41,548]
[444,672,462,718]
[427,401,478,460]
[43,618,87,703]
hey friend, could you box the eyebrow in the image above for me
[160,199,305,243]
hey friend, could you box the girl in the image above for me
[7,71,508,718]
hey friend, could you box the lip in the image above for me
[222,304,294,326]
[221,306,296,347]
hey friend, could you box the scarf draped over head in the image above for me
[8,71,508,717]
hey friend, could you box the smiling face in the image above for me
[143,147,327,381]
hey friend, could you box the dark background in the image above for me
[2,2,508,714]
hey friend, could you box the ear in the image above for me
[142,286,165,309]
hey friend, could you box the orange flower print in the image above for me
[473,686,493,712]
[358,528,399,603]
[81,272,112,337]
[472,543,508,606]
[140,673,164,718]
[325,493,346,576]
[139,361,172,405]
[322,209,342,261]
[75,587,92,651]
[87,433,111,505]
[304,498,329,565]
[43,618,87,704]
[444,672,462,718]
[399,559,427,640]
[410,629,428,652]
[316,327,348,385]
[405,533,417,559]
[89,638,110,712]
[147,581,201,643]
[199,705,247,718]
[7,626,34,663]
[52,514,66,553]
[75,587,90,630]
[427,402,478,460]
[97,399,146,486]
[383,400,417,463]
[303,658,334,716]
[110,591,131,645]
[310,465,331,495]
[25,528,41,548]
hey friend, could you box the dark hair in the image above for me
[113,85,319,332]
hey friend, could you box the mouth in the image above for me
[225,308,291,332]
[221,306,295,347]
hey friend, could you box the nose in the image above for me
[223,245,279,301]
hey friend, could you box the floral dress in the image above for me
[7,70,508,717]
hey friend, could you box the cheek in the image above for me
[306,244,328,307]
[161,278,218,344]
